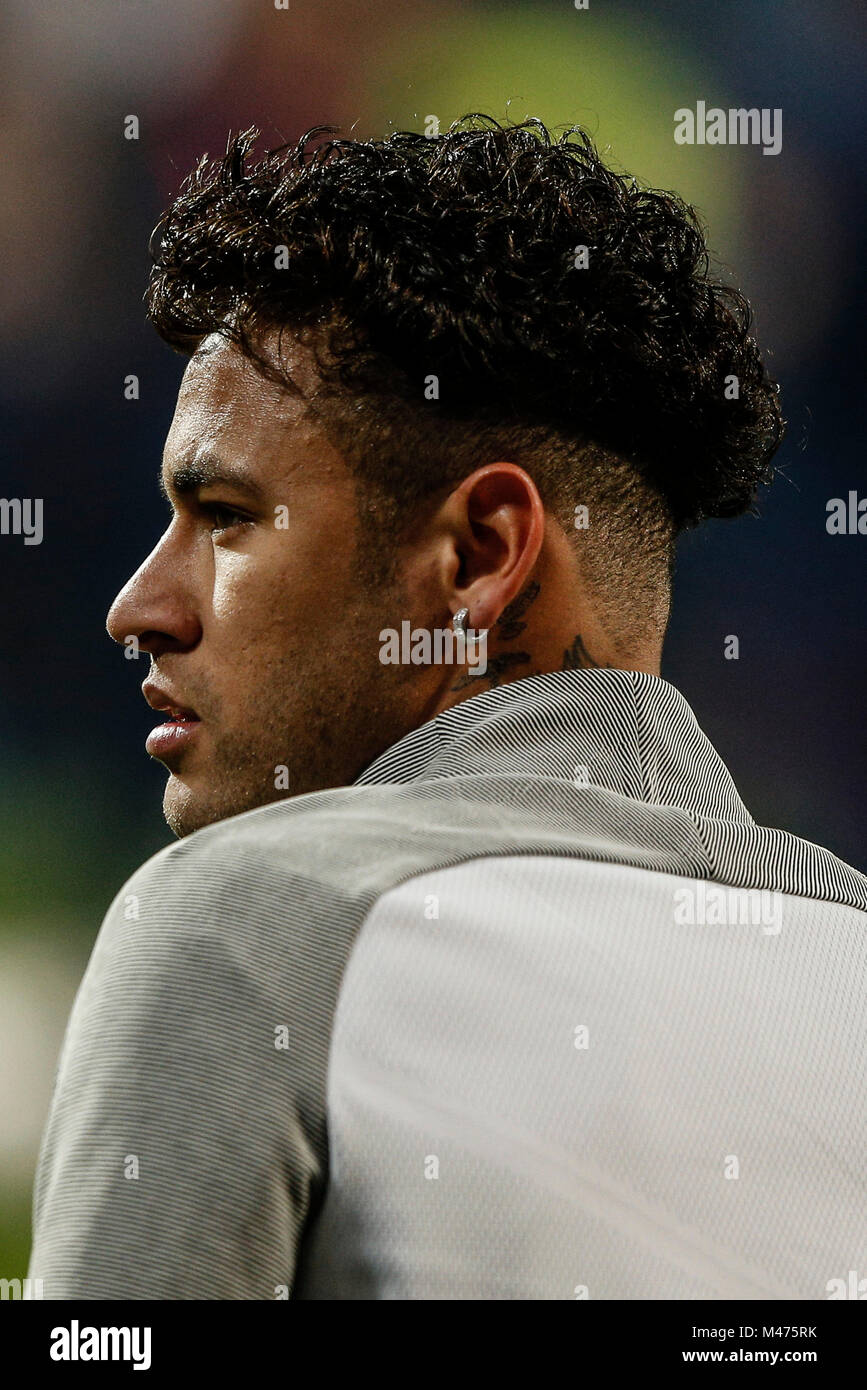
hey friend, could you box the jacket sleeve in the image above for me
[27,831,343,1300]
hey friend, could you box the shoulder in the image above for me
[91,789,387,1020]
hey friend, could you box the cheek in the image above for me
[208,541,320,637]
[209,552,258,625]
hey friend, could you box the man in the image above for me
[29,117,866,1299]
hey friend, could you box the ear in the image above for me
[437,463,546,631]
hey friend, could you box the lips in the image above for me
[163,705,200,723]
[142,682,201,723]
[142,682,202,762]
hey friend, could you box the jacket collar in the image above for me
[355,668,753,824]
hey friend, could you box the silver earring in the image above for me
[452,607,488,646]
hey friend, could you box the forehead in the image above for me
[164,330,341,487]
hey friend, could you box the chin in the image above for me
[162,773,277,838]
[162,776,216,839]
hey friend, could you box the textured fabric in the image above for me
[27,670,867,1299]
[296,858,867,1299]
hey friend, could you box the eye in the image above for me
[201,503,251,535]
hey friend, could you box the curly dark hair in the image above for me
[146,115,784,644]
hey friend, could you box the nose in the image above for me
[106,528,202,657]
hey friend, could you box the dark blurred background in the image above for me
[1,0,864,1275]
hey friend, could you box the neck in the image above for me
[427,583,661,724]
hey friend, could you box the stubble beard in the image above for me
[162,580,415,838]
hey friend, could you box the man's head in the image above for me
[107,115,784,836]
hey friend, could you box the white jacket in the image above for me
[29,670,867,1299]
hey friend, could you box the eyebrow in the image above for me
[159,453,266,503]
